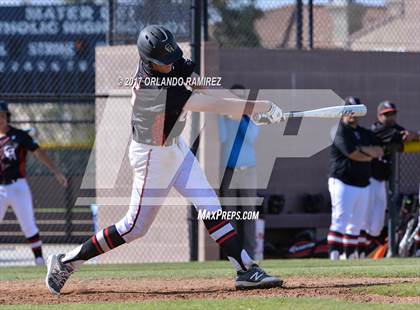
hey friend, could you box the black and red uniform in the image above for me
[0,126,39,184]
[132,57,195,146]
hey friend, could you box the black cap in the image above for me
[377,100,397,115]
[137,25,183,66]
[0,100,9,113]
[344,96,361,106]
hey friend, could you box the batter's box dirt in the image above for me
[0,277,419,305]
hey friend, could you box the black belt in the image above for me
[0,178,19,185]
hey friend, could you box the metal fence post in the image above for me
[189,0,201,262]
[202,0,209,41]
[108,0,114,46]
[308,0,314,49]
[296,0,303,50]
[387,152,399,257]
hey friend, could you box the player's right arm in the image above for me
[184,92,272,116]
[357,146,383,160]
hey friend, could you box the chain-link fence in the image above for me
[0,0,193,266]
[207,0,414,51]
[398,152,420,195]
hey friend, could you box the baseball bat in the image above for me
[253,104,367,124]
[283,104,367,119]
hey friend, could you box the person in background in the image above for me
[0,101,68,265]
[219,85,260,258]
[327,97,383,260]
[362,101,420,256]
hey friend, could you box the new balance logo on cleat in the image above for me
[235,264,283,290]
[250,271,265,281]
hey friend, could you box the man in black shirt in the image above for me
[0,101,68,265]
[327,97,383,260]
[365,101,419,241]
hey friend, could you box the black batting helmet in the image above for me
[0,100,11,122]
[137,25,183,66]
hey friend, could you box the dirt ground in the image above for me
[1,277,419,305]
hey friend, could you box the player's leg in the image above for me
[327,178,353,260]
[345,185,370,259]
[415,214,420,257]
[359,179,384,257]
[359,179,375,257]
[220,167,240,243]
[9,179,44,265]
[367,179,387,238]
[0,185,7,223]
[46,143,174,295]
[174,141,281,289]
[0,185,8,256]
[236,168,258,258]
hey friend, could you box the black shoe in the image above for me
[45,254,74,295]
[235,264,283,290]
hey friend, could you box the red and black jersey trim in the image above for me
[121,150,152,237]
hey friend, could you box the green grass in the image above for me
[1,258,419,281]
[354,283,420,297]
[1,297,419,310]
[1,259,419,309]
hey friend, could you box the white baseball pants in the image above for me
[116,138,222,243]
[364,178,387,237]
[0,178,39,238]
[328,177,370,235]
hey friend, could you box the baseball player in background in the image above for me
[46,25,283,295]
[364,101,419,248]
[327,97,383,260]
[0,101,68,265]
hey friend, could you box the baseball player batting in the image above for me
[45,25,284,295]
[0,101,68,265]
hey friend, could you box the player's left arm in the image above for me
[32,148,68,187]
[186,72,282,123]
[21,131,68,187]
